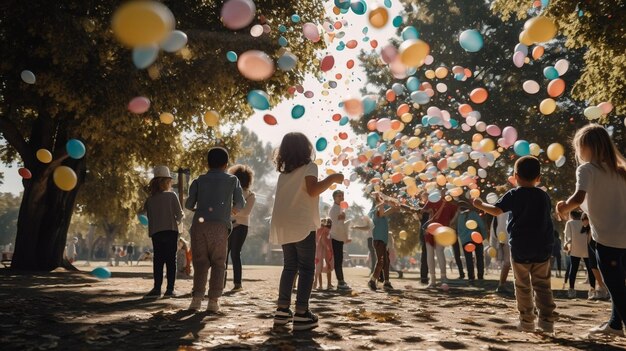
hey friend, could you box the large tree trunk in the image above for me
[11,157,86,271]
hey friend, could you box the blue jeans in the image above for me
[278,232,315,311]
[596,243,626,330]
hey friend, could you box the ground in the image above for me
[1,263,625,351]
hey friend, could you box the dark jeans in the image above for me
[368,238,376,274]
[278,232,315,311]
[452,240,465,278]
[372,240,390,282]
[596,243,626,330]
[464,243,484,280]
[151,230,178,292]
[588,239,598,269]
[419,228,429,283]
[331,239,345,282]
[563,255,571,284]
[569,256,595,289]
[227,225,248,286]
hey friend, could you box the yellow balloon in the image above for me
[399,39,430,67]
[479,138,495,152]
[407,184,418,197]
[488,246,497,258]
[36,149,53,163]
[547,143,565,161]
[399,230,408,240]
[401,113,413,123]
[368,6,389,29]
[333,145,341,156]
[519,30,534,46]
[434,226,457,246]
[529,143,541,156]
[203,111,220,127]
[435,67,448,79]
[449,187,463,197]
[159,112,174,124]
[53,166,77,191]
[466,220,478,230]
[407,137,421,148]
[539,98,556,115]
[497,232,507,243]
[425,70,435,79]
[314,158,323,165]
[524,16,558,43]
[112,1,175,47]
[413,160,426,172]
[469,189,481,199]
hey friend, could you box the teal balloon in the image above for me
[362,97,376,115]
[132,45,158,69]
[377,143,387,153]
[454,73,465,81]
[278,25,287,33]
[406,77,420,91]
[335,0,351,9]
[367,132,380,148]
[91,267,111,279]
[291,105,305,119]
[277,52,297,71]
[428,192,442,203]
[315,137,328,151]
[428,116,441,125]
[392,16,403,28]
[278,36,288,47]
[410,91,430,104]
[339,116,349,126]
[160,30,188,52]
[291,14,301,23]
[422,116,430,126]
[340,7,349,14]
[226,51,238,62]
[406,67,417,76]
[450,119,459,128]
[401,26,419,40]
[514,140,531,156]
[392,83,405,95]
[543,66,559,80]
[350,0,367,15]
[66,139,86,159]
[138,214,149,226]
[247,90,270,110]
[459,29,484,52]
[384,0,392,8]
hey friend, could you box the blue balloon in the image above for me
[362,97,376,115]
[160,30,188,53]
[541,0,550,7]
[459,29,484,53]
[401,26,419,40]
[406,76,420,91]
[91,267,111,279]
[367,132,380,148]
[278,36,288,47]
[428,116,441,125]
[278,25,287,33]
[226,51,238,62]
[514,43,528,56]
[138,214,149,226]
[315,137,328,151]
[335,0,350,10]
[410,91,430,104]
[421,116,430,126]
[291,105,305,119]
[277,52,297,71]
[454,73,465,81]
[514,140,531,156]
[543,66,559,80]
[384,0,392,8]
[428,191,442,203]
[339,116,349,126]
[392,83,405,96]
[66,139,86,159]
[377,143,387,153]
[406,67,417,76]
[392,16,403,28]
[132,45,158,69]
[291,14,301,23]
[350,0,367,15]
[450,119,459,128]
[247,90,270,110]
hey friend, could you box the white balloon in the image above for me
[21,70,36,84]
[250,24,264,37]
[475,121,487,132]
[554,59,569,76]
[160,30,188,52]
[486,192,498,204]
[522,80,540,94]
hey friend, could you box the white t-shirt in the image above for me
[328,203,349,242]
[270,163,320,245]
[576,163,626,249]
[564,219,587,258]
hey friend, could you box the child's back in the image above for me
[186,171,243,227]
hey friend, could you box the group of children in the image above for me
[143,124,626,337]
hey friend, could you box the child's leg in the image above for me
[569,256,581,289]
[452,241,465,278]
[476,244,485,279]
[294,232,316,313]
[326,270,332,287]
[426,243,437,283]
[278,242,298,308]
[435,245,447,279]
[583,257,596,289]
[206,223,229,300]
[596,243,626,330]
[164,232,178,292]
[371,240,386,281]
[530,260,556,325]
[511,262,536,325]
[190,224,210,298]
[152,234,165,291]
[383,249,390,283]
[464,249,475,280]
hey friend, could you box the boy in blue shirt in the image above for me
[473,156,556,333]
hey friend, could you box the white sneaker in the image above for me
[207,299,220,313]
[593,288,610,300]
[567,288,576,299]
[587,289,596,300]
[189,297,202,311]
[588,322,625,337]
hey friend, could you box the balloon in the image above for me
[471,232,483,244]
[291,105,305,119]
[226,51,238,62]
[36,149,53,163]
[369,6,389,28]
[427,222,442,235]
[367,132,380,148]
[547,78,565,97]
[547,143,564,161]
[302,23,320,42]
[584,106,602,120]
[488,246,497,258]
[392,15,403,27]
[112,1,175,47]
[464,243,476,253]
[554,59,569,76]
[340,201,349,210]
[132,45,159,69]
[53,166,77,191]
[263,114,277,125]
[291,14,301,23]
[203,111,220,127]
[435,67,448,79]
[459,29,484,52]
[277,51,298,71]
[497,232,507,243]
[486,192,499,204]
[315,137,328,151]
[519,30,533,46]
[138,214,149,226]
[514,43,528,56]
[470,88,488,104]
[91,267,112,279]
[237,50,275,81]
[381,45,398,64]
[321,55,335,72]
[434,226,457,246]
[160,30,187,52]
[18,167,32,179]
[159,112,174,124]
[522,80,540,94]
[556,155,566,168]
[401,26,419,40]
[598,102,613,114]
[539,98,556,115]
[514,140,530,156]
[221,0,256,30]
[406,77,420,91]
[410,91,430,104]
[543,66,559,80]
[278,36,288,47]
[524,16,557,43]
[66,139,86,159]
[128,96,150,114]
[399,230,408,240]
[399,39,430,67]
[335,0,350,9]
[529,143,541,156]
[532,46,544,59]
[20,70,36,84]
[344,98,364,116]
[513,51,525,68]
[247,90,270,110]
[350,0,367,15]
[486,125,501,137]
[362,97,376,115]
[466,220,477,230]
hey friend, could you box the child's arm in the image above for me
[232,179,246,213]
[556,191,586,221]
[472,198,504,217]
[172,193,185,224]
[236,193,255,217]
[305,173,344,197]
[184,180,198,211]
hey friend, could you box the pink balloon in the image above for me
[237,50,275,80]
[598,102,613,114]
[513,51,525,68]
[486,125,501,137]
[381,45,398,64]
[221,0,256,30]
[389,57,407,79]
[302,23,320,42]
[321,55,335,72]
[424,55,434,65]
[502,126,518,144]
[498,138,511,148]
[522,80,540,94]
[128,96,150,114]
[376,118,392,132]
[475,121,487,132]
[427,106,442,117]
[461,123,471,132]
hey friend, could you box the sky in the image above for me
[0,1,404,210]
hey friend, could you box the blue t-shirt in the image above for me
[495,187,554,263]
[369,206,389,244]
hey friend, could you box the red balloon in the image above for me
[263,114,277,125]
[427,222,442,234]
[18,167,32,179]
[338,132,348,140]
[321,55,335,72]
[332,113,342,121]
[471,231,483,244]
[346,59,355,69]
[464,243,476,253]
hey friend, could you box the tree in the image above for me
[0,192,21,248]
[0,0,325,270]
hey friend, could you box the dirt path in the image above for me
[1,264,625,350]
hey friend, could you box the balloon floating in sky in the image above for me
[132,45,159,69]
[320,55,335,72]
[369,5,389,28]
[399,39,430,67]
[514,140,531,156]
[66,139,86,159]
[36,149,52,163]
[434,226,457,246]
[91,267,112,279]
[21,70,36,84]
[128,96,150,114]
[302,23,320,42]
[459,29,484,52]
[237,50,274,81]
[247,90,270,110]
[159,112,174,124]
[547,143,564,161]
[112,1,175,47]
[203,111,219,127]
[350,0,367,15]
[53,166,78,191]
[18,168,32,179]
[539,98,556,115]
[138,214,149,226]
[524,16,557,43]
[291,105,305,119]
[221,0,256,30]
[263,114,277,125]
[315,137,328,151]
[522,80,540,94]
[226,51,238,62]
[160,30,188,52]
[401,26,419,40]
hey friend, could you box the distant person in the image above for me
[454,202,486,283]
[367,192,399,291]
[328,190,352,290]
[423,194,464,279]
[563,211,594,299]
[66,237,78,263]
[126,242,135,266]
[177,238,191,278]
[490,212,512,294]
[552,231,563,278]
[314,218,334,290]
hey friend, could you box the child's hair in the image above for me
[229,164,254,190]
[514,156,541,182]
[321,218,333,228]
[332,190,344,198]
[569,211,582,220]
[580,213,590,233]
[149,177,172,195]
[207,147,229,169]
[274,132,314,173]
[573,124,626,179]
[178,238,188,251]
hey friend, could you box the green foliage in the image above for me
[0,192,21,245]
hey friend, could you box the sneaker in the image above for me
[188,297,202,311]
[207,299,220,313]
[517,321,536,332]
[293,310,319,331]
[538,320,554,334]
[231,285,243,292]
[567,288,576,299]
[588,322,625,337]
[495,285,511,294]
[274,307,293,326]
[337,281,351,290]
[327,284,334,290]
[593,288,610,300]
[368,279,377,291]
[587,289,596,300]
[163,290,178,298]
[144,289,161,299]
[397,271,404,279]
[383,282,394,290]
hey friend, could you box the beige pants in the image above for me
[190,221,229,299]
[512,259,556,325]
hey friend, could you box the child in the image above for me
[455,202,486,283]
[328,190,352,290]
[583,213,610,300]
[185,147,245,312]
[314,218,334,290]
[552,231,563,278]
[270,132,344,331]
[556,124,626,337]
[143,165,185,298]
[473,156,556,333]
[368,192,399,291]
[563,211,594,299]
[226,164,256,292]
[490,212,512,294]
[176,238,191,278]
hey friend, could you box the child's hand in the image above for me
[331,173,344,184]
[472,197,483,208]
[555,201,568,221]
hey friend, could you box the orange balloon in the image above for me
[547,78,565,97]
[464,68,472,77]
[470,88,488,104]
[397,104,410,116]
[370,40,378,49]
[367,119,377,131]
[458,104,473,117]
[391,172,403,183]
[346,40,358,49]
[391,119,402,130]
[464,243,476,253]
[532,46,544,59]
[471,231,483,244]
[347,59,355,69]
[386,89,396,102]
